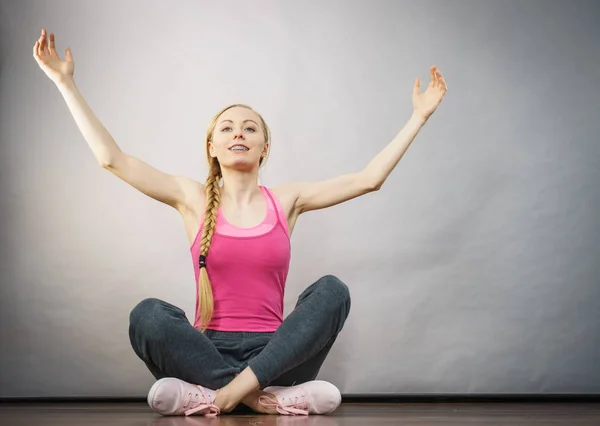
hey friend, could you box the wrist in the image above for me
[55,77,76,92]
[411,111,428,125]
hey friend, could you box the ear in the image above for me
[208,142,216,158]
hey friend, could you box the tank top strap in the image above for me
[261,186,290,238]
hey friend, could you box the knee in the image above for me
[129,298,169,336]
[318,275,351,309]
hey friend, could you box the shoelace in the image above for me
[182,386,221,417]
[259,395,309,415]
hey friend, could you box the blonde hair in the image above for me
[195,104,271,332]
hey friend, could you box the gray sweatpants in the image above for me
[128,275,351,391]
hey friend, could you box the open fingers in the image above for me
[429,66,437,87]
[39,29,46,55]
[33,31,45,60]
[434,66,443,88]
[436,69,448,91]
[39,29,50,57]
[35,31,44,58]
[429,66,448,92]
[413,77,421,97]
[48,32,57,56]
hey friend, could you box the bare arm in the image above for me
[57,79,122,167]
[103,153,202,212]
[33,28,199,213]
[277,66,448,215]
[57,79,200,212]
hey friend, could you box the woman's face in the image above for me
[209,106,268,171]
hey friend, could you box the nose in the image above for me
[233,129,244,140]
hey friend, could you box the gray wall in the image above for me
[1,0,599,398]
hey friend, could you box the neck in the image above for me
[219,168,262,206]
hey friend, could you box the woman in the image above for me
[33,28,447,417]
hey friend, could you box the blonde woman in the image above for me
[33,28,447,417]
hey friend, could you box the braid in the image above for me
[196,157,222,331]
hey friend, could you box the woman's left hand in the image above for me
[412,66,448,121]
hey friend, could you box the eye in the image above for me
[221,126,232,132]
[245,127,256,132]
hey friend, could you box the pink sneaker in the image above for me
[259,380,341,415]
[147,377,220,417]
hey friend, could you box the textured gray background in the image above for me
[1,0,599,397]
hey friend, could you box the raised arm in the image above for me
[33,29,200,213]
[278,66,448,215]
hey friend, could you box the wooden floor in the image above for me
[1,402,600,425]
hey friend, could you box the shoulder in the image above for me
[269,182,300,199]
[269,182,303,218]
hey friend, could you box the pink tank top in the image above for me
[189,186,291,332]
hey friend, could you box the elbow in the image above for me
[364,178,382,192]
[100,159,114,169]
[100,151,125,169]
[361,172,382,192]
[370,180,383,192]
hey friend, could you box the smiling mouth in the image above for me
[229,145,249,152]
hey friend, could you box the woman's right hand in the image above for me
[33,29,74,85]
